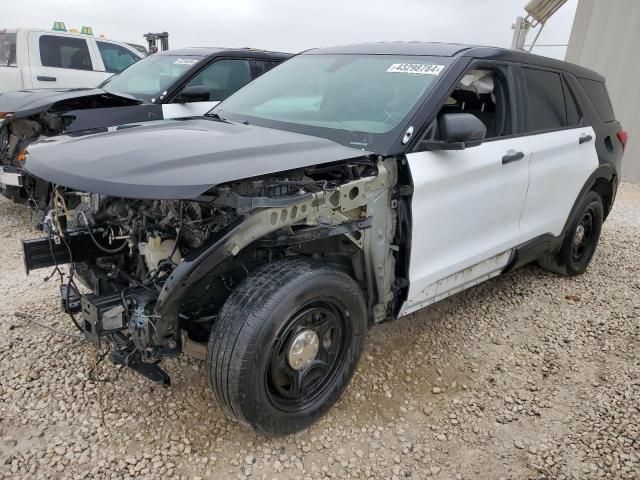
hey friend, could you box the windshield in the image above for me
[0,32,17,67]
[101,54,203,102]
[213,54,450,152]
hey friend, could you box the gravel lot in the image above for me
[0,184,638,480]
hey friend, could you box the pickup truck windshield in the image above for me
[213,54,450,152]
[0,33,17,67]
[101,54,203,102]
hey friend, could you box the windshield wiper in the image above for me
[204,112,230,123]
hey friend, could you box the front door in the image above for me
[400,64,530,316]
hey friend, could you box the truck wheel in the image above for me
[538,191,604,276]
[207,257,367,436]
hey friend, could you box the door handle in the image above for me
[579,134,593,144]
[502,150,525,164]
[36,75,57,82]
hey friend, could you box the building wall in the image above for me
[566,0,640,182]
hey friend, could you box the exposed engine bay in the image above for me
[24,157,409,381]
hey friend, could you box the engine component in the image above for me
[81,291,129,344]
[24,157,399,364]
[139,236,181,271]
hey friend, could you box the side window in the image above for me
[251,59,279,78]
[432,67,513,141]
[562,79,581,126]
[97,41,139,74]
[0,32,17,67]
[522,67,565,132]
[39,35,92,70]
[176,59,251,102]
[578,78,615,123]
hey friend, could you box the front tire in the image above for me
[538,191,604,276]
[207,257,367,436]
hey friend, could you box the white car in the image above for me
[0,27,144,92]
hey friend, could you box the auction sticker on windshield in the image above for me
[174,58,200,65]
[387,64,445,76]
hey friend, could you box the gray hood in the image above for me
[0,88,141,118]
[24,118,370,199]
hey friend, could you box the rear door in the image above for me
[28,32,102,88]
[517,66,599,240]
[400,62,530,316]
[162,58,252,119]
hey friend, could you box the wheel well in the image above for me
[591,176,614,219]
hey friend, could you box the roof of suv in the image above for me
[158,47,290,60]
[306,42,604,82]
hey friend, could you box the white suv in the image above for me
[21,42,626,436]
[0,28,144,92]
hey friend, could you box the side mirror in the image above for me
[419,113,487,151]
[175,85,210,103]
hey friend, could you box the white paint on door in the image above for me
[399,136,530,316]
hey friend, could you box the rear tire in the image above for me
[206,257,367,436]
[538,191,604,276]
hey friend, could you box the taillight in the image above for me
[617,130,628,149]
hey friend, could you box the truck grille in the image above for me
[0,123,9,164]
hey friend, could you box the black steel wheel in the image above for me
[538,190,604,276]
[266,301,349,412]
[207,258,367,436]
[571,208,595,262]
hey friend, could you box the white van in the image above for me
[0,28,144,92]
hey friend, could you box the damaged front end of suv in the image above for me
[26,154,403,363]
[19,48,452,434]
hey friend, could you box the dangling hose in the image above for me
[79,211,128,254]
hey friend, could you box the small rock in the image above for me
[3,438,17,448]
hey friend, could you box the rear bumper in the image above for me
[0,166,22,187]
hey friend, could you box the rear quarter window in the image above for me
[579,78,615,123]
[0,32,17,66]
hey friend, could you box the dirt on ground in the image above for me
[0,184,638,480]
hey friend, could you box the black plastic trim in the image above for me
[22,233,102,274]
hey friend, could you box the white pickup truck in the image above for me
[0,28,144,92]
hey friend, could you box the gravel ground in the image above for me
[0,184,638,480]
